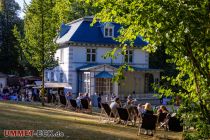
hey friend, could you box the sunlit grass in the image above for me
[0,101,182,140]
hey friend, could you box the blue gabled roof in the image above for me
[57,17,148,47]
[70,21,121,45]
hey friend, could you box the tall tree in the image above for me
[67,0,101,21]
[14,0,71,105]
[0,0,24,75]
[90,0,210,138]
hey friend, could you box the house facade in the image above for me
[45,16,161,98]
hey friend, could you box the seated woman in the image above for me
[124,100,137,125]
[81,93,92,109]
[157,105,169,127]
[110,97,121,118]
[141,103,154,135]
[76,93,83,109]
[138,103,145,115]
[157,105,169,114]
[142,103,154,116]
[160,113,171,130]
[65,92,73,108]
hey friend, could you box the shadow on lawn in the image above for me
[0,102,99,120]
[0,101,182,140]
[0,107,141,140]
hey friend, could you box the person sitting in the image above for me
[157,105,169,128]
[157,105,169,114]
[82,93,91,102]
[142,103,154,115]
[141,103,154,135]
[82,93,92,108]
[137,103,145,117]
[65,92,73,108]
[110,97,121,118]
[127,95,133,102]
[124,99,137,125]
[160,113,171,130]
[76,93,83,109]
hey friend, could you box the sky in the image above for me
[15,0,31,18]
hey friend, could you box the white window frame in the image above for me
[104,23,114,38]
[86,48,96,62]
[124,50,133,63]
[83,72,90,93]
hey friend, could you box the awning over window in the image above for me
[95,71,113,78]
[33,81,72,89]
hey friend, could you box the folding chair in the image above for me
[100,103,115,122]
[81,99,92,113]
[158,112,168,123]
[138,114,157,136]
[132,106,139,126]
[168,116,183,132]
[59,94,66,106]
[70,99,78,111]
[117,107,133,126]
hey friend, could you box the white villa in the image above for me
[45,16,161,98]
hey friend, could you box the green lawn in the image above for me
[0,101,182,140]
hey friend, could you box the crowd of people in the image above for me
[106,95,178,136]
[0,86,40,102]
[1,84,181,135]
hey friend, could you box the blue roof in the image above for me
[60,23,71,37]
[95,71,113,78]
[57,17,148,47]
[70,21,121,45]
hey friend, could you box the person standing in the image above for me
[97,93,101,108]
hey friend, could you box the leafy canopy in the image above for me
[89,0,210,138]
[14,0,72,71]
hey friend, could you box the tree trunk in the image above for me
[41,68,45,106]
[40,0,45,106]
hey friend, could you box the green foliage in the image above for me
[68,0,101,21]
[0,0,34,75]
[90,0,210,138]
[14,0,71,72]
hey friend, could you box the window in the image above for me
[60,73,63,82]
[60,49,64,63]
[86,48,96,62]
[83,72,90,93]
[96,78,113,95]
[124,50,133,63]
[104,23,114,37]
[50,72,54,81]
[45,72,49,81]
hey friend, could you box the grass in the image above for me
[0,101,183,140]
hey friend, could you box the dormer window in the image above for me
[104,23,114,37]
